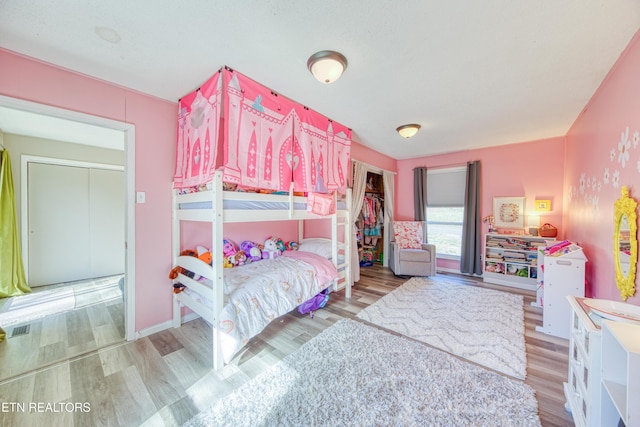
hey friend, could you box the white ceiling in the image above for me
[0,1,639,160]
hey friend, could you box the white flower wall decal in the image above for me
[618,127,631,167]
[571,125,637,216]
[592,195,599,216]
[569,185,576,202]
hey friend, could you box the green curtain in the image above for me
[0,150,30,298]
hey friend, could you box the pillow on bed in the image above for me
[298,238,333,259]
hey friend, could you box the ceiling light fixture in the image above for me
[397,124,421,138]
[307,50,348,84]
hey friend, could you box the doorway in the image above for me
[0,95,135,381]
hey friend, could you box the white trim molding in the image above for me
[2,95,137,342]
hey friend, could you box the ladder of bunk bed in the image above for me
[298,189,352,298]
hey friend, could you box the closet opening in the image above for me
[358,171,385,267]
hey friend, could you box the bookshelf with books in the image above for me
[483,233,555,291]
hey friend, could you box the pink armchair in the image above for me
[389,221,436,277]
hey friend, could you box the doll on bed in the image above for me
[262,237,282,260]
[240,240,263,262]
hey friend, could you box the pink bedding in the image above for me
[281,251,339,285]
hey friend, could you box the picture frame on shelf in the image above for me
[534,199,551,211]
[493,197,526,229]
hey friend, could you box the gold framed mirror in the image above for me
[614,186,638,300]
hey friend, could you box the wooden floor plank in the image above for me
[0,265,575,426]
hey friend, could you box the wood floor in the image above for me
[0,275,125,382]
[0,266,574,426]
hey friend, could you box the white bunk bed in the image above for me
[172,170,352,369]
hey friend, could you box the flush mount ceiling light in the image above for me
[397,124,421,138]
[307,50,348,84]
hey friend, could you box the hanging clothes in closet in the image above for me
[361,193,383,246]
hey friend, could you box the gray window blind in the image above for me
[427,167,466,207]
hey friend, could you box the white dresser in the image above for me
[536,245,587,339]
[564,296,603,427]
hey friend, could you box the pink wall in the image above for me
[351,138,398,226]
[564,30,640,305]
[1,49,176,331]
[397,138,566,270]
[350,140,398,172]
[0,49,398,332]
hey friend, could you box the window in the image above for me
[426,167,466,259]
[427,207,464,258]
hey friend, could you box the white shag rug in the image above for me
[356,277,527,379]
[185,319,540,427]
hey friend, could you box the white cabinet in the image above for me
[600,320,640,426]
[564,296,603,427]
[483,233,554,291]
[536,244,587,339]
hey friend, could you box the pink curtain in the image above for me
[173,70,223,189]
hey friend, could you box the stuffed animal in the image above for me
[223,256,234,268]
[234,250,248,266]
[274,237,286,253]
[240,240,262,262]
[262,237,282,260]
[196,245,212,265]
[222,182,237,192]
[285,241,299,251]
[168,249,198,280]
[223,239,237,258]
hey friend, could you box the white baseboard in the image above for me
[437,267,483,278]
[181,312,200,323]
[135,312,202,339]
[135,320,172,339]
[436,267,460,274]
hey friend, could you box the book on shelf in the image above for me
[503,251,526,258]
